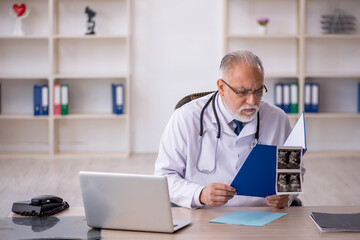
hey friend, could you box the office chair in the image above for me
[172,91,303,207]
[174,91,215,110]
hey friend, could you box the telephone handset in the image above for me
[12,195,70,217]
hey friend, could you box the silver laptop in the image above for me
[79,171,191,233]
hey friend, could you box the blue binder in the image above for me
[311,83,319,113]
[358,83,360,113]
[274,83,283,110]
[304,83,312,112]
[33,85,42,116]
[41,85,49,115]
[282,83,290,113]
[112,84,124,114]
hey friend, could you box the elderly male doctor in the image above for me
[155,50,304,209]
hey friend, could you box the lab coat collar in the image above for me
[213,94,258,137]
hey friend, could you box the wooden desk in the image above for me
[11,206,360,239]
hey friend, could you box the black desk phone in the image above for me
[12,195,70,217]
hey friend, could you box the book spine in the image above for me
[41,85,49,116]
[304,83,312,113]
[112,84,124,114]
[311,83,319,113]
[358,83,360,113]
[33,85,42,116]
[112,84,116,114]
[54,84,61,115]
[282,83,290,113]
[290,83,299,114]
[274,83,283,110]
[61,84,69,115]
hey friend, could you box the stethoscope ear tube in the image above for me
[199,91,260,144]
[199,91,219,137]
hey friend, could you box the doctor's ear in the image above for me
[217,79,225,96]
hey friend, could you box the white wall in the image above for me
[132,0,223,153]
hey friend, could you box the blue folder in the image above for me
[358,83,360,113]
[304,83,312,113]
[274,83,283,110]
[231,144,277,197]
[41,85,49,115]
[112,84,124,114]
[33,85,42,116]
[231,112,307,197]
[311,83,319,113]
[282,83,291,113]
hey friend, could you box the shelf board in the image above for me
[54,35,127,40]
[54,73,128,79]
[52,152,130,159]
[305,113,360,119]
[0,114,49,120]
[0,152,130,159]
[0,75,49,80]
[305,34,360,39]
[0,36,48,40]
[0,153,51,159]
[305,73,360,79]
[53,113,128,120]
[227,34,299,39]
[265,73,299,78]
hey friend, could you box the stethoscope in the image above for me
[196,91,260,174]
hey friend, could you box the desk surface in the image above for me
[11,206,360,239]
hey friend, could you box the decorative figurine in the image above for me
[85,6,96,35]
[10,3,30,36]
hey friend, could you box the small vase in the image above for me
[257,25,267,35]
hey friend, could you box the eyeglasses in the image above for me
[221,79,267,98]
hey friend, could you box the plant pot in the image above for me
[257,25,268,35]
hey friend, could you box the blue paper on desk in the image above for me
[209,210,287,227]
[231,112,306,197]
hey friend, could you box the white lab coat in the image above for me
[155,93,300,209]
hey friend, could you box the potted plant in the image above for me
[257,18,269,35]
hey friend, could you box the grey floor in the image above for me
[1,152,360,217]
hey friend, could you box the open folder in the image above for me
[231,112,307,198]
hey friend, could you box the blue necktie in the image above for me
[234,120,243,135]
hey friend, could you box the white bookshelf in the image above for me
[223,0,360,150]
[0,0,131,157]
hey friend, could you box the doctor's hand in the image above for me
[265,194,289,209]
[200,183,237,206]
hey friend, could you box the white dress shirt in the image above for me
[155,93,301,208]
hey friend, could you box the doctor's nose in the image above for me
[245,93,257,105]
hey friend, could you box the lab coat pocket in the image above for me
[196,129,218,174]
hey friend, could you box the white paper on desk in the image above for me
[283,112,307,153]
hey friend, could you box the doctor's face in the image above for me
[217,63,264,122]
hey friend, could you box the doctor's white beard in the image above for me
[224,101,259,123]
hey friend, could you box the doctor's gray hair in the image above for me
[219,50,264,79]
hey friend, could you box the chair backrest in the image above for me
[174,91,215,110]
